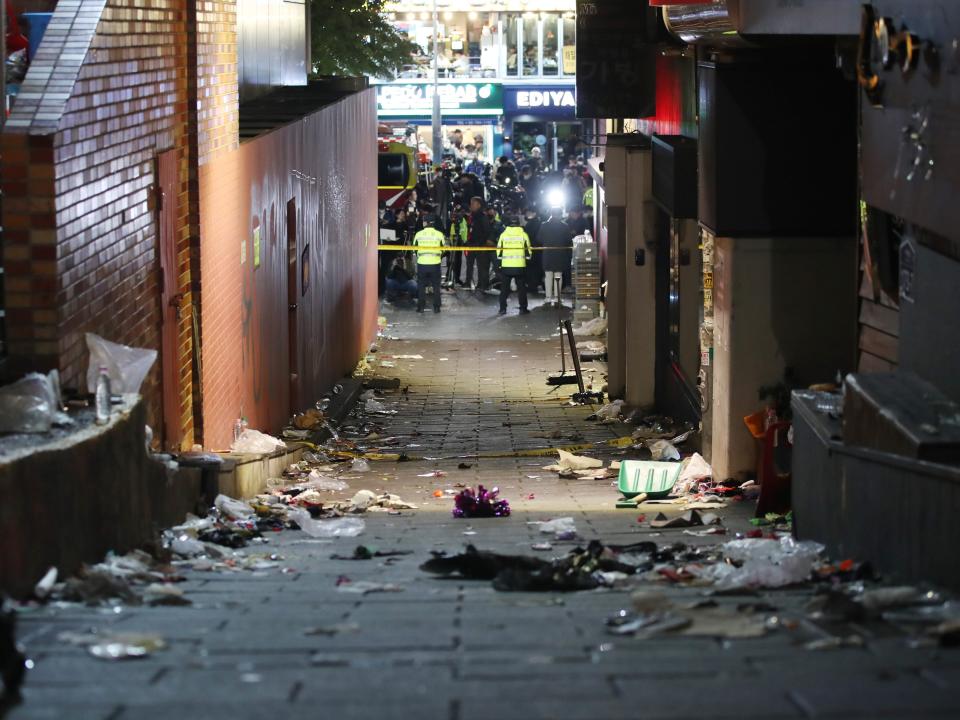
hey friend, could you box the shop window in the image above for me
[522,15,539,76]
[561,15,576,76]
[542,14,559,76]
[506,15,520,76]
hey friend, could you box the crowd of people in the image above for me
[378,133,594,315]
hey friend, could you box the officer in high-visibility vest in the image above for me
[496,212,532,316]
[412,212,446,313]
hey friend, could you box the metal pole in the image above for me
[431,0,442,166]
[552,122,559,171]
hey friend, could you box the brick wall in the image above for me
[196,0,239,165]
[0,134,59,377]
[1,0,198,447]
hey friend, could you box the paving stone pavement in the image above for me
[7,289,960,720]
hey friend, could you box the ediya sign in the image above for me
[377,82,503,116]
[515,89,576,109]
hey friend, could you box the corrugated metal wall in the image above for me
[199,89,378,450]
[236,0,307,102]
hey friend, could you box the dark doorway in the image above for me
[157,150,182,450]
[286,198,299,416]
[654,207,700,425]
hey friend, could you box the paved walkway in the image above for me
[7,290,960,720]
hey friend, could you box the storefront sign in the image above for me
[503,86,577,117]
[377,82,503,117]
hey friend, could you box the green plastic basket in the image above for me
[617,460,682,499]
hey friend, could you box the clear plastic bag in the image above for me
[0,371,69,433]
[85,332,157,394]
[230,429,286,454]
[286,507,365,538]
[701,537,824,590]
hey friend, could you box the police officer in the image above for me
[496,213,532,316]
[412,212,445,313]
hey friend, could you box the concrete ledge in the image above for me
[214,378,365,500]
[0,397,203,598]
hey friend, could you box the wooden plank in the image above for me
[859,325,898,363]
[858,349,897,373]
[859,300,900,337]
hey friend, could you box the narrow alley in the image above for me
[6,296,960,720]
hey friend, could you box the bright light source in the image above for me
[468,11,477,19]
[547,189,564,208]
[420,11,429,20]
[443,10,453,19]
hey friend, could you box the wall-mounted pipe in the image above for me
[662,1,746,47]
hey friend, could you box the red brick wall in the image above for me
[0,135,58,377]
[199,90,378,450]
[196,0,239,165]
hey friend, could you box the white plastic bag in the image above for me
[550,449,603,471]
[0,371,68,433]
[529,517,577,535]
[700,537,824,590]
[647,439,681,461]
[286,507,365,538]
[573,317,607,336]
[85,333,157,394]
[675,453,713,494]
[214,494,255,521]
[595,399,624,420]
[230,429,286,454]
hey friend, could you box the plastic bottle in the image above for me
[95,366,111,425]
[233,418,244,443]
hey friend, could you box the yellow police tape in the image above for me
[299,434,633,462]
[377,244,574,252]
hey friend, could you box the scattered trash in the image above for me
[422,540,653,592]
[594,399,625,421]
[674,453,713,494]
[457,463,473,470]
[143,584,191,607]
[531,542,554,551]
[698,537,824,590]
[330,546,413,561]
[286,507,365,538]
[646,440,681,461]
[214,494,256,521]
[453,486,511,518]
[528,517,577,540]
[351,458,371,473]
[0,371,71,434]
[417,471,447,478]
[335,580,404,595]
[61,630,166,661]
[34,567,58,600]
[544,450,603,472]
[804,635,865,651]
[231,429,286,454]
[573,317,608,336]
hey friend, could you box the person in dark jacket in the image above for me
[523,206,543,293]
[384,257,418,301]
[467,196,493,291]
[538,213,571,306]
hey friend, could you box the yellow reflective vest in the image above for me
[496,226,532,269]
[412,227,445,266]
